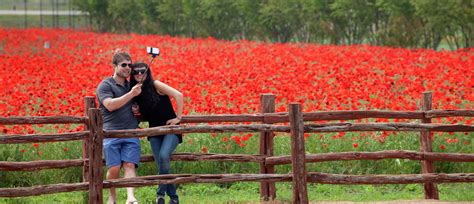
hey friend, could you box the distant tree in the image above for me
[136,0,161,34]
[73,0,111,32]
[330,0,378,44]
[258,0,304,42]
[72,0,472,49]
[412,0,473,49]
[107,0,142,33]
[376,0,420,48]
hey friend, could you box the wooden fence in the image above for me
[1,92,473,203]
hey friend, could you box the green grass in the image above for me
[1,183,473,203]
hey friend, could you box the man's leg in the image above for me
[104,139,122,204]
[107,165,120,204]
[122,139,141,203]
[123,162,138,202]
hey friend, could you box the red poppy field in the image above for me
[0,28,472,135]
[1,28,474,202]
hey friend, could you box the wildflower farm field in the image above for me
[0,27,473,203]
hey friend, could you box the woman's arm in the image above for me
[154,80,183,125]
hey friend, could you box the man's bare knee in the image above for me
[107,165,121,179]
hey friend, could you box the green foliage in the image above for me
[67,0,474,49]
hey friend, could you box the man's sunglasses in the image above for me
[120,63,133,68]
[132,69,147,75]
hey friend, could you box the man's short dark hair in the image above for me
[112,52,132,65]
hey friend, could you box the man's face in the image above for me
[115,60,132,78]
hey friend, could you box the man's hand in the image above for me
[130,84,142,97]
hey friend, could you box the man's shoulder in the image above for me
[100,77,114,84]
[97,77,114,87]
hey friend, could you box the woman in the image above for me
[130,62,183,204]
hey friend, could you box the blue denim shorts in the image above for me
[103,138,141,168]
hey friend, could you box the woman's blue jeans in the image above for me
[149,134,179,199]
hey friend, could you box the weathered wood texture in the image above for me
[304,123,474,132]
[141,153,265,163]
[0,131,89,144]
[426,110,474,118]
[259,94,276,201]
[0,159,85,171]
[265,151,474,165]
[0,183,89,197]
[87,108,103,204]
[289,103,308,204]
[307,172,474,184]
[103,174,292,188]
[178,109,474,124]
[83,96,96,182]
[180,114,263,123]
[0,116,86,125]
[104,124,291,138]
[420,92,439,199]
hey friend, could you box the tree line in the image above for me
[73,0,473,50]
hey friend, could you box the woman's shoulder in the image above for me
[153,80,167,96]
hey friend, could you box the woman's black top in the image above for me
[140,93,182,143]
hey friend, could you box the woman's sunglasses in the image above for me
[132,69,147,75]
[120,63,133,68]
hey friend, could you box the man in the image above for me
[96,51,142,204]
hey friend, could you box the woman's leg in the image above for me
[149,136,166,197]
[158,134,179,200]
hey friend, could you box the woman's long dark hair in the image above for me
[130,62,160,117]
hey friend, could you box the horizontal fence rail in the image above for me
[307,173,474,184]
[304,123,474,132]
[180,110,474,123]
[104,124,291,138]
[0,116,86,125]
[0,131,89,144]
[0,159,85,171]
[142,153,266,163]
[266,150,474,165]
[0,183,89,198]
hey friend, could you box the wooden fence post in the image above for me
[88,108,103,204]
[420,92,439,199]
[83,96,96,182]
[260,94,276,201]
[289,103,308,204]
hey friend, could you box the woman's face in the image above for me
[132,66,147,82]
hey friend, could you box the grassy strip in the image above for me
[1,183,473,203]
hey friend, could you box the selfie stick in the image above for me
[139,47,160,84]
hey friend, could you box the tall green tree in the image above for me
[258,0,304,42]
[107,0,142,33]
[376,0,420,48]
[330,0,378,44]
[73,0,111,32]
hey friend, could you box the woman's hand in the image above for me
[166,117,181,125]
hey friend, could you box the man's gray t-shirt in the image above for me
[96,77,138,131]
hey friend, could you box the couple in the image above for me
[96,51,183,204]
